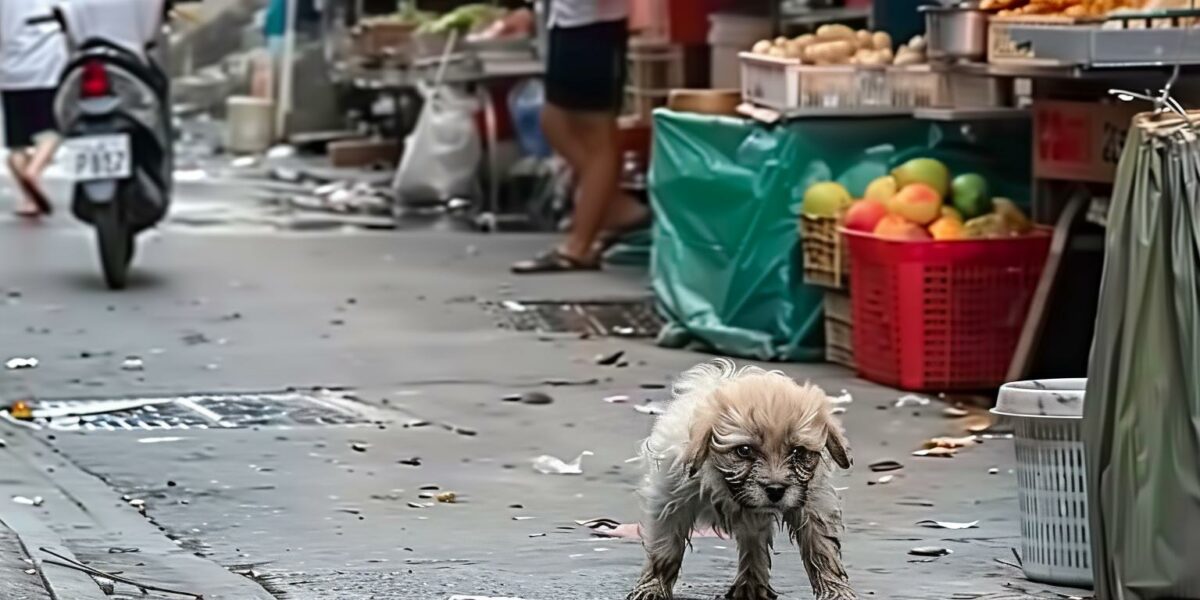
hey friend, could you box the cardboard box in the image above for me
[1033,100,1141,183]
[328,138,401,168]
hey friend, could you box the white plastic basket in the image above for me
[994,379,1093,588]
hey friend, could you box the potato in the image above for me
[857,50,889,66]
[804,39,855,64]
[775,36,789,46]
[767,46,787,58]
[908,35,927,52]
[784,39,809,59]
[855,30,873,49]
[893,47,924,66]
[872,31,892,51]
[793,33,816,48]
[752,39,773,54]
[816,24,856,42]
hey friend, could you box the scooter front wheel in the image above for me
[94,204,132,290]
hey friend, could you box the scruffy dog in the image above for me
[629,359,856,600]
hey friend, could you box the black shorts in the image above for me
[2,89,57,149]
[545,19,628,113]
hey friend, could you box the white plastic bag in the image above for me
[393,83,482,207]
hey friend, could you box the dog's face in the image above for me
[685,373,851,511]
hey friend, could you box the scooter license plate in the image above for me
[62,134,132,181]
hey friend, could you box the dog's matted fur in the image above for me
[629,359,856,600]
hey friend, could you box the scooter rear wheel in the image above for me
[94,204,132,290]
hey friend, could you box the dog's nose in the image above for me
[764,484,788,503]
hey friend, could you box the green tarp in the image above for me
[649,109,1031,361]
[1085,117,1200,599]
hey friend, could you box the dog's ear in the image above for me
[684,411,718,477]
[824,418,852,470]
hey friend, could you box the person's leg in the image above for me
[7,150,41,216]
[558,110,620,261]
[541,103,588,173]
[24,133,60,182]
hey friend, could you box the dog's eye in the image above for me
[734,445,754,459]
[791,447,813,460]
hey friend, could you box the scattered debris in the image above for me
[512,516,535,521]
[543,378,599,387]
[266,144,296,159]
[527,533,546,538]
[988,467,1000,475]
[107,547,140,554]
[894,394,931,408]
[137,437,186,444]
[350,442,369,453]
[603,395,629,403]
[230,156,259,168]
[406,502,424,509]
[830,391,853,405]
[868,459,904,473]
[448,596,529,600]
[908,546,952,557]
[868,475,895,486]
[916,520,979,530]
[942,406,970,418]
[5,357,38,370]
[594,350,625,366]
[7,400,33,420]
[532,451,593,475]
[926,435,979,449]
[517,392,554,406]
[40,547,203,599]
[121,357,145,371]
[634,401,668,416]
[436,492,458,504]
[398,458,422,467]
[12,496,44,507]
[912,447,958,458]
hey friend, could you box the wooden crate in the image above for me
[800,214,849,289]
[824,289,855,369]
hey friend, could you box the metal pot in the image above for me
[920,3,989,62]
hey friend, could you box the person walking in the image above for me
[1,0,67,218]
[511,0,649,274]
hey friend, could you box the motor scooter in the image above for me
[36,0,183,289]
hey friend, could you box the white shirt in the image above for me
[548,0,629,29]
[57,0,163,61]
[0,0,68,90]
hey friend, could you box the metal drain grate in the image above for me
[13,391,370,431]
[490,299,663,337]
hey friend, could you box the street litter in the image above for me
[518,392,553,406]
[266,144,296,159]
[830,390,853,405]
[500,300,527,312]
[350,442,369,452]
[137,437,186,444]
[173,168,208,182]
[407,502,424,509]
[230,156,259,168]
[528,533,546,538]
[916,520,979,530]
[868,459,904,473]
[926,435,979,449]
[436,492,458,503]
[634,401,668,416]
[532,451,592,475]
[869,475,895,485]
[912,447,958,458]
[894,394,931,408]
[578,518,724,540]
[595,350,625,366]
[942,406,970,418]
[448,596,529,600]
[5,357,38,370]
[603,395,629,403]
[121,357,145,371]
[512,516,535,521]
[12,496,44,507]
[908,546,952,557]
[988,467,1000,475]
[41,546,202,598]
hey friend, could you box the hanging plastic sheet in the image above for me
[1085,114,1200,599]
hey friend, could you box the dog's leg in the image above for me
[628,510,692,600]
[786,489,856,600]
[726,515,777,600]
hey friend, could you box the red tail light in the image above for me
[80,60,110,98]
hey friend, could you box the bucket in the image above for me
[993,379,1092,588]
[226,96,275,154]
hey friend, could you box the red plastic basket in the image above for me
[843,228,1052,391]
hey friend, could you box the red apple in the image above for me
[874,214,932,241]
[887,183,943,225]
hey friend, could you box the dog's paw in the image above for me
[627,580,671,600]
[725,581,778,600]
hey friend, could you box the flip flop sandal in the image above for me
[511,249,600,274]
[13,206,43,220]
[13,172,52,216]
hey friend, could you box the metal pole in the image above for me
[276,0,299,140]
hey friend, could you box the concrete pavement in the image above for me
[0,180,1090,599]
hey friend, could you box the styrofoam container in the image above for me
[994,379,1092,588]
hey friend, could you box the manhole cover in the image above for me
[11,390,371,431]
[489,299,663,337]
